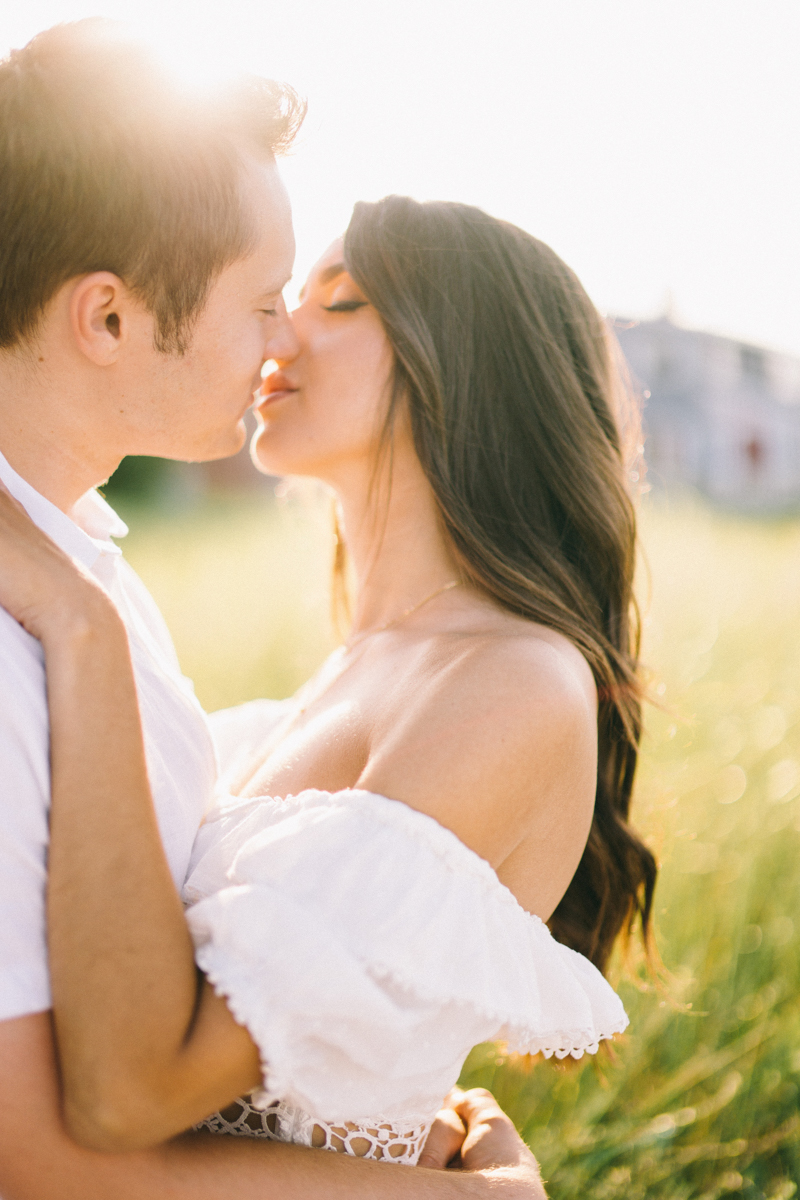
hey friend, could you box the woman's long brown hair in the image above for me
[342,196,656,974]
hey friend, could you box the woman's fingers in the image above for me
[417,1103,467,1169]
[0,485,114,641]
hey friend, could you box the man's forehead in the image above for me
[260,272,293,297]
[241,157,295,279]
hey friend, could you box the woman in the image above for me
[0,197,655,1164]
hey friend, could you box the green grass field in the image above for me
[119,489,800,1199]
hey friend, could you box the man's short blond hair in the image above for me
[0,19,304,353]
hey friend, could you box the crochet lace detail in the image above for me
[196,1094,432,1165]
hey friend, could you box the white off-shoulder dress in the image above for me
[184,700,628,1166]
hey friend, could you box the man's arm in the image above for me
[0,1014,546,1200]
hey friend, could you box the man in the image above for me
[0,19,546,1199]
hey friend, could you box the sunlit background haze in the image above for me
[3,0,798,354]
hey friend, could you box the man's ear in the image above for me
[69,273,134,365]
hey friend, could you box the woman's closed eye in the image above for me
[322,300,368,313]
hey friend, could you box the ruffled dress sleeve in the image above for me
[183,788,628,1124]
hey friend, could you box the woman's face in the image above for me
[251,239,396,482]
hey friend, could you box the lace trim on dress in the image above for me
[195,1095,432,1166]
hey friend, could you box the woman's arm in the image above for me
[0,490,261,1148]
[45,600,263,1147]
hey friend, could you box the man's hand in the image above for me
[458,1087,547,1195]
[418,1092,469,1168]
[419,1086,547,1196]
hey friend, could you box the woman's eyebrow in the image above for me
[297,262,345,303]
[317,263,346,286]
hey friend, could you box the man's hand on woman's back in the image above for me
[420,1086,547,1196]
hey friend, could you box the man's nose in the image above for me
[264,298,300,364]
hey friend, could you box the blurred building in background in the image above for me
[617,318,800,511]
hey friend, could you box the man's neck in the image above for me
[0,352,119,513]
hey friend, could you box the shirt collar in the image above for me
[0,449,128,571]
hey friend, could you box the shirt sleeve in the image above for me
[0,614,52,1021]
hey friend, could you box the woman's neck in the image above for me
[332,448,462,639]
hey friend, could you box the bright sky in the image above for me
[4,1,799,356]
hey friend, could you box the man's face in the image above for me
[114,158,297,464]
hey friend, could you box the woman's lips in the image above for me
[256,370,298,409]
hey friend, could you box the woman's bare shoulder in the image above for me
[357,613,598,871]
[453,614,596,707]
[412,605,597,735]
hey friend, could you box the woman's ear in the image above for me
[69,273,132,366]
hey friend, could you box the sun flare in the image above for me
[128,16,243,97]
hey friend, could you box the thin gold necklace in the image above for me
[294,579,463,717]
[345,579,462,649]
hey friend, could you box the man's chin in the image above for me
[184,422,249,464]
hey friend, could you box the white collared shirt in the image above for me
[0,451,216,1022]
